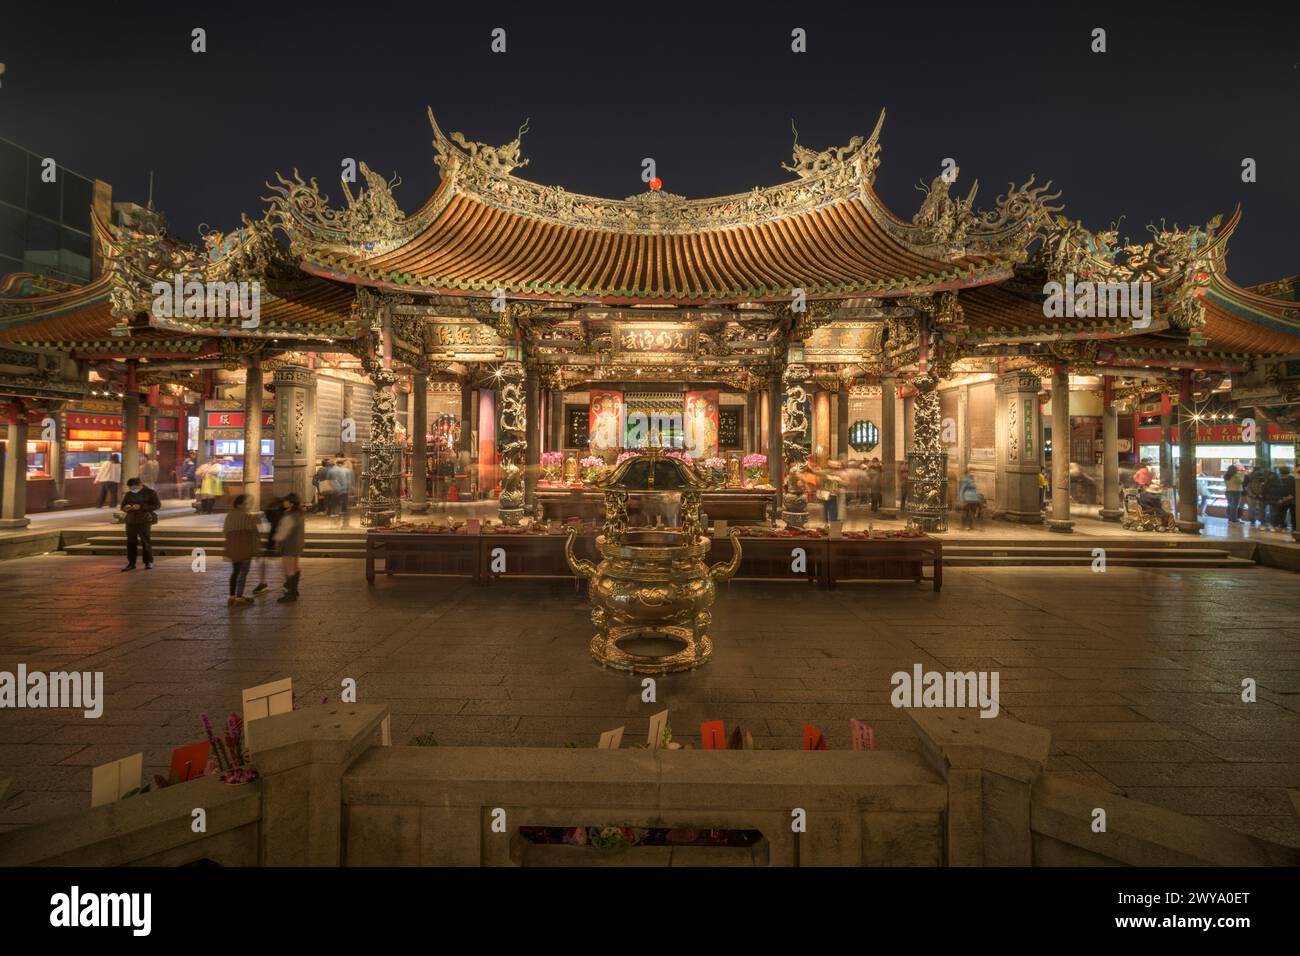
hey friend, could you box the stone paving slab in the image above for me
[0,552,1297,848]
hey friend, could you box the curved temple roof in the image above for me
[265,110,1034,304]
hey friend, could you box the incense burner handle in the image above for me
[709,529,743,583]
[565,526,596,580]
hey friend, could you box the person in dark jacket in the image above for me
[1264,466,1295,532]
[273,493,306,602]
[252,495,285,595]
[120,477,160,571]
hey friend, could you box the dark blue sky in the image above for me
[2,0,1297,283]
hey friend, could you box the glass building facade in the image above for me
[0,137,96,285]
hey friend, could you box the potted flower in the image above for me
[615,450,643,467]
[743,453,768,486]
[201,712,258,785]
[540,451,563,483]
[703,456,727,481]
[579,455,606,483]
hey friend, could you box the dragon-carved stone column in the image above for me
[905,371,948,532]
[780,363,810,528]
[362,366,401,528]
[496,361,527,525]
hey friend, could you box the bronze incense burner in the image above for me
[564,448,741,674]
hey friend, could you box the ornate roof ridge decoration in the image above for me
[263,162,411,256]
[1031,207,1235,334]
[882,174,1064,260]
[425,109,888,236]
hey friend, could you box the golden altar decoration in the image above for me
[565,447,741,674]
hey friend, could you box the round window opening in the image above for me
[849,420,879,453]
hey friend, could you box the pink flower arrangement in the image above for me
[201,711,258,785]
[616,450,643,466]
[742,454,767,468]
[579,456,605,469]
[541,451,564,466]
[703,457,727,471]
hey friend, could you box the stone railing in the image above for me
[1,703,1295,867]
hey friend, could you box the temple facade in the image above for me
[2,109,1299,533]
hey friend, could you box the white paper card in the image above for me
[90,752,143,808]
[597,726,624,749]
[828,520,844,539]
[242,677,294,724]
[713,519,727,538]
[647,710,669,750]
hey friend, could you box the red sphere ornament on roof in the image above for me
[648,177,663,191]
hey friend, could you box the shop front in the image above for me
[52,410,153,510]
[199,401,274,508]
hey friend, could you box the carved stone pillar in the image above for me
[837,387,849,462]
[906,371,947,532]
[880,373,898,514]
[767,371,782,504]
[497,361,526,525]
[409,371,429,513]
[121,366,141,485]
[459,378,475,456]
[1100,376,1122,521]
[242,361,263,510]
[524,365,540,510]
[995,370,1043,523]
[362,366,400,527]
[1176,370,1202,534]
[272,365,313,505]
[1048,365,1073,533]
[780,363,810,527]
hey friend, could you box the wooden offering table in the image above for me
[479,530,598,586]
[365,531,480,584]
[825,534,942,592]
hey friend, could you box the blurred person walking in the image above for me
[273,493,306,602]
[252,494,285,595]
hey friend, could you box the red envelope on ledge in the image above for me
[850,719,876,752]
[802,724,828,750]
[700,720,726,750]
[168,741,211,783]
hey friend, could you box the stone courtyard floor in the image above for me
[0,554,1297,847]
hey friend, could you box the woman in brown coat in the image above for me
[223,494,263,606]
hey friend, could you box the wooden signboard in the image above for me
[565,405,590,448]
[718,407,742,449]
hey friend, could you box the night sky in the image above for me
[2,0,1297,284]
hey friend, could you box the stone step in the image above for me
[944,555,1253,568]
[946,546,1236,559]
[62,543,364,559]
